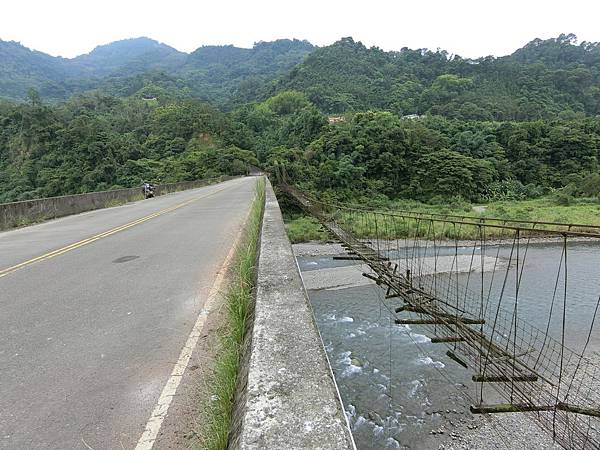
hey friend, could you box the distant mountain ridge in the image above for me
[277,34,600,119]
[70,37,187,77]
[2,34,600,119]
[0,37,315,106]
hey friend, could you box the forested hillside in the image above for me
[0,93,257,202]
[226,91,600,202]
[1,34,600,206]
[0,38,314,107]
[183,39,315,107]
[279,34,600,120]
[4,34,600,120]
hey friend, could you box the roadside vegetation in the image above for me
[196,177,265,450]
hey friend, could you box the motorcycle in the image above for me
[142,183,155,199]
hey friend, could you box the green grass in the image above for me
[482,197,600,225]
[284,196,600,242]
[284,215,329,243]
[197,177,265,450]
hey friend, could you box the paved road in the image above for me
[0,177,257,450]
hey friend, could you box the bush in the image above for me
[485,180,544,201]
[561,182,580,197]
[523,183,545,198]
[447,195,472,211]
[581,173,600,197]
[555,192,574,206]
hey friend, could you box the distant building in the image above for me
[402,114,424,120]
[328,116,345,124]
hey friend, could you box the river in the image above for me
[296,241,600,449]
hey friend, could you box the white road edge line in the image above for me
[134,205,251,450]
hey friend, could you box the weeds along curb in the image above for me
[199,177,265,450]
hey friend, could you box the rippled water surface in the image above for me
[301,242,600,449]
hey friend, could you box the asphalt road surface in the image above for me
[0,177,257,449]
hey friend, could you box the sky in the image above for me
[1,0,599,59]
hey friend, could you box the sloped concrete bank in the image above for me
[230,180,355,449]
[0,176,236,231]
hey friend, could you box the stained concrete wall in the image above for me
[230,180,355,449]
[0,176,236,231]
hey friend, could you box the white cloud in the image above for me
[1,0,598,58]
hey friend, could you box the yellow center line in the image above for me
[0,184,233,279]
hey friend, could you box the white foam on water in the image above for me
[410,333,431,344]
[342,363,363,378]
[408,379,422,398]
[417,356,445,368]
[373,424,385,437]
[385,437,402,449]
[337,350,352,365]
[362,321,380,331]
[354,415,367,430]
[382,415,403,435]
[346,404,356,419]
[306,261,318,266]
[337,350,363,377]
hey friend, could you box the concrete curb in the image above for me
[230,180,355,449]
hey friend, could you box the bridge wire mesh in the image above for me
[285,186,600,449]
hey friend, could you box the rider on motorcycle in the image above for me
[142,182,155,199]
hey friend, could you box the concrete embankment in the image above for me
[230,181,355,449]
[0,176,235,231]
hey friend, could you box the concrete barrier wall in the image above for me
[230,180,355,449]
[0,176,237,231]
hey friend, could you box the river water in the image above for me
[297,241,600,449]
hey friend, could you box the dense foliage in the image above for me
[229,94,600,202]
[0,93,257,202]
[279,34,600,120]
[1,34,600,206]
[0,37,314,108]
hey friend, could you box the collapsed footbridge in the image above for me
[284,183,600,450]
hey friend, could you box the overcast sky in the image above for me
[1,0,599,59]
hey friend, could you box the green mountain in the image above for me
[277,35,600,120]
[69,37,187,77]
[3,34,600,120]
[182,39,315,107]
[2,33,600,207]
[0,40,72,100]
[0,37,314,106]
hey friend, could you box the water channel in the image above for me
[297,241,600,449]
